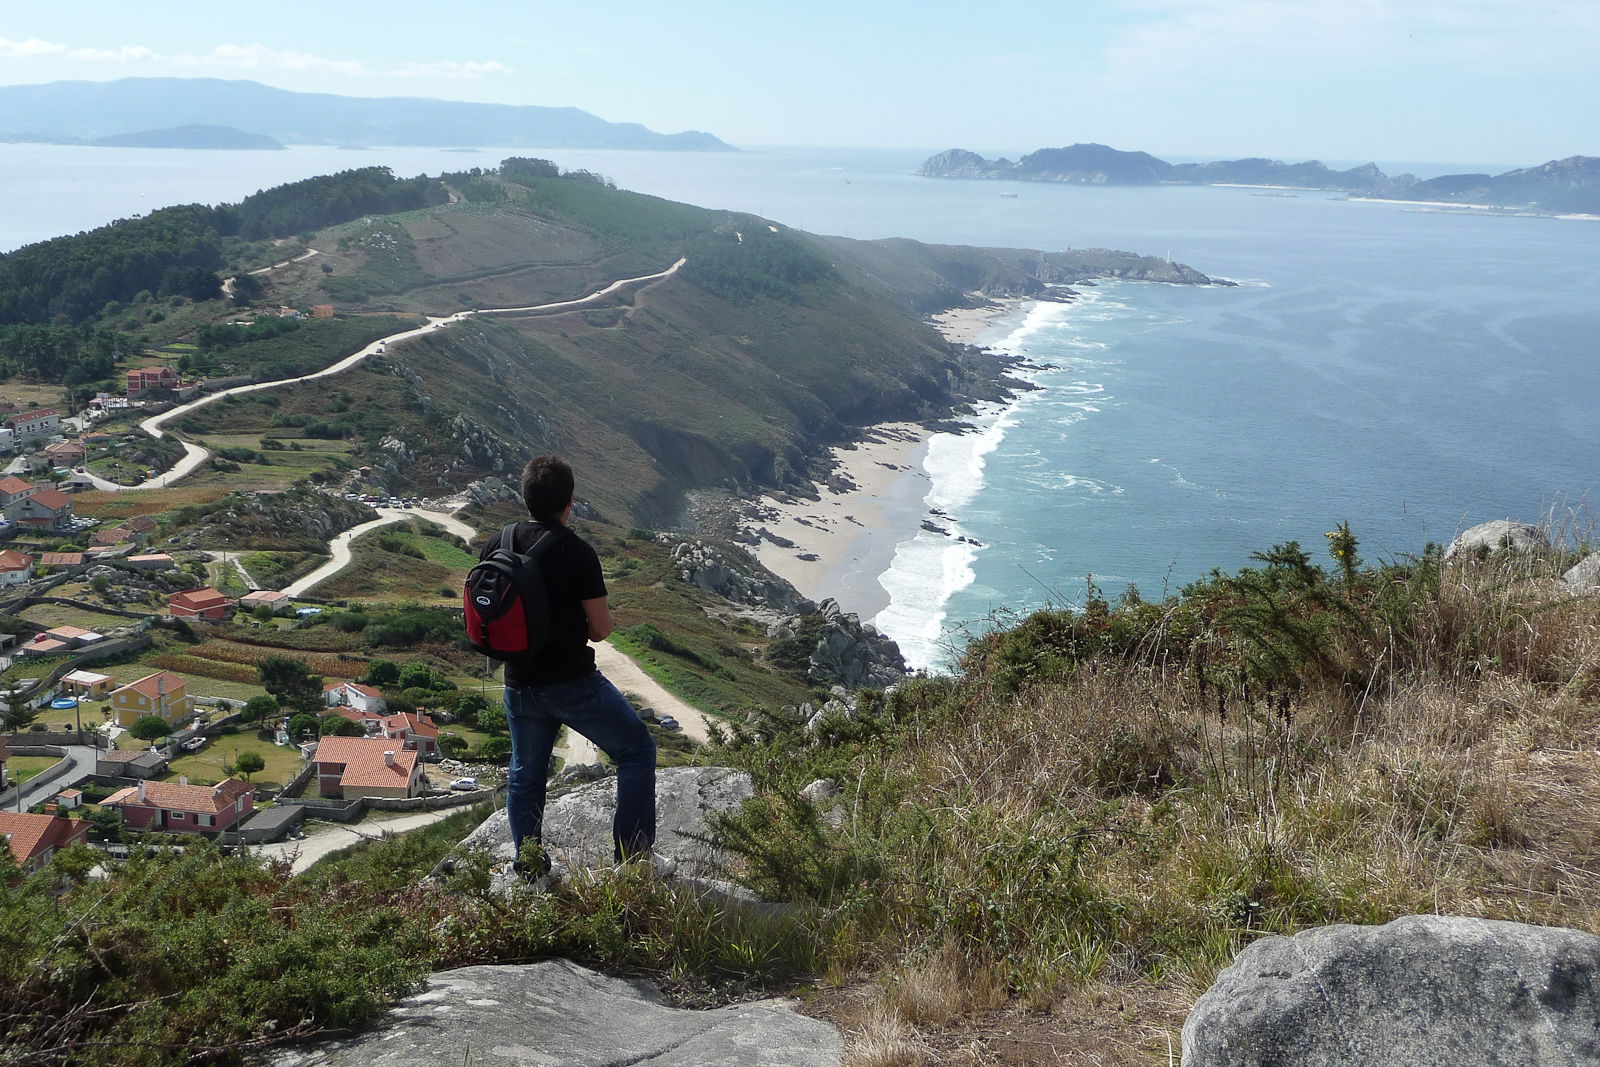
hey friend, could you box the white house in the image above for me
[323,682,387,715]
[0,549,32,587]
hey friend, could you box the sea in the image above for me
[4,142,1597,670]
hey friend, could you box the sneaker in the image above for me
[513,852,552,891]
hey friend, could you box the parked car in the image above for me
[657,715,680,731]
[449,777,479,791]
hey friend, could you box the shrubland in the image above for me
[7,533,1599,1065]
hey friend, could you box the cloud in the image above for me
[171,44,369,75]
[0,36,163,62]
[1097,0,1600,89]
[390,59,516,79]
[0,35,513,81]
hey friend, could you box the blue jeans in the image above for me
[503,670,656,863]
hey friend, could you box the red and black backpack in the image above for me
[462,522,569,660]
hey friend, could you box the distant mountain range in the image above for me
[0,77,732,152]
[919,144,1600,214]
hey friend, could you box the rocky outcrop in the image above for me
[1444,519,1549,560]
[1182,915,1600,1066]
[463,475,522,509]
[669,538,907,689]
[801,598,906,690]
[452,765,754,885]
[1563,552,1600,591]
[268,959,841,1067]
[177,486,373,552]
[444,412,516,475]
[672,540,814,616]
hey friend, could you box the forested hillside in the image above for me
[0,168,445,325]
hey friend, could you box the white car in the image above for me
[449,777,479,791]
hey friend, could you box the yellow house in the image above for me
[111,671,194,728]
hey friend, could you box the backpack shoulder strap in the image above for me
[499,520,570,558]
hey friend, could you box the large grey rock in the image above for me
[1182,915,1600,1066]
[1445,520,1549,560]
[269,959,841,1067]
[1563,552,1600,591]
[456,765,754,879]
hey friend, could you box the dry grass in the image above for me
[71,487,226,520]
[729,547,1600,1064]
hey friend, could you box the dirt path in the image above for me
[592,642,719,743]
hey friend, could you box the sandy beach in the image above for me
[731,298,1036,620]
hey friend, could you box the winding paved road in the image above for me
[103,258,686,493]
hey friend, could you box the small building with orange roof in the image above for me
[168,587,233,620]
[102,778,254,835]
[0,811,89,874]
[309,736,422,800]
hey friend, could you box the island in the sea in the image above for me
[84,124,286,150]
[919,143,1600,215]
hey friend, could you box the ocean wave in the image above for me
[874,532,978,671]
[873,289,1135,670]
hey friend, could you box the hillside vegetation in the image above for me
[6,533,1600,1065]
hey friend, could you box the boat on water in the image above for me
[999,192,1019,198]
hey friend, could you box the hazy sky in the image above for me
[2,0,1594,165]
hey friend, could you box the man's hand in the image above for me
[582,596,613,642]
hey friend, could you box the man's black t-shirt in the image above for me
[479,521,607,687]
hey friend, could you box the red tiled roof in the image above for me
[37,552,84,566]
[45,625,95,640]
[104,778,251,815]
[0,811,86,865]
[114,671,188,702]
[0,476,33,494]
[312,736,418,790]
[0,549,31,571]
[170,588,229,609]
[27,488,72,510]
[385,712,439,739]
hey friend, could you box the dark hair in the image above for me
[521,455,575,522]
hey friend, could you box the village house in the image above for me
[0,475,36,508]
[94,747,170,779]
[40,625,104,650]
[102,778,254,835]
[381,711,441,759]
[125,367,178,397]
[60,669,114,700]
[308,736,422,800]
[41,440,85,467]
[0,426,13,453]
[3,409,61,448]
[110,670,193,728]
[0,548,32,587]
[0,811,90,874]
[5,486,74,530]
[239,589,292,613]
[124,553,175,571]
[168,587,233,620]
[36,551,87,571]
[323,681,386,715]
[18,636,70,658]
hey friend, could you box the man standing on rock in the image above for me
[482,455,659,879]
